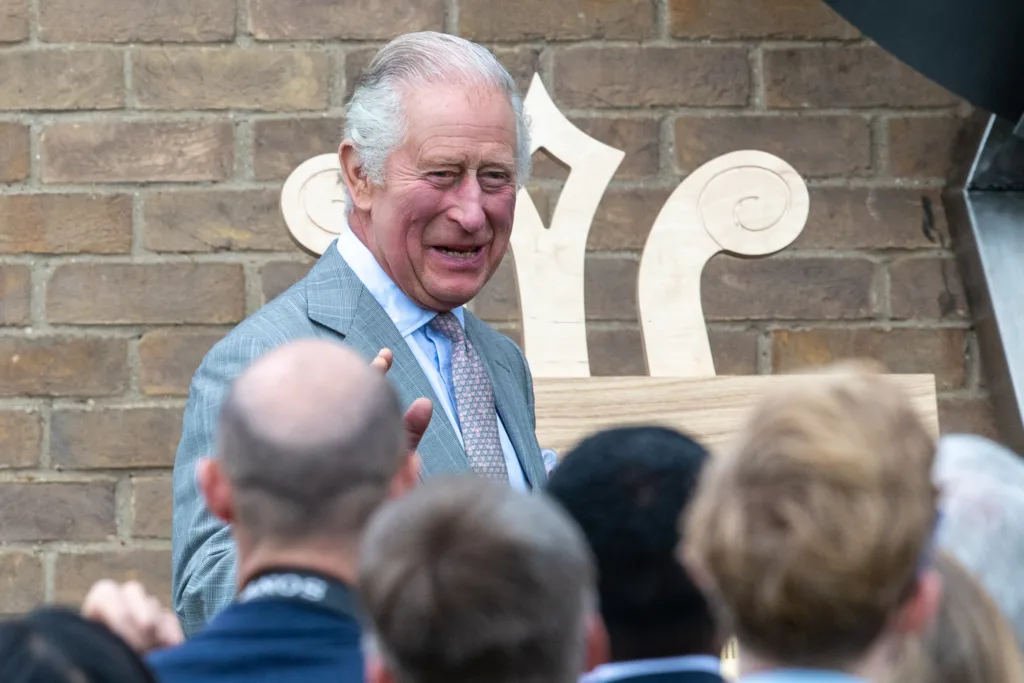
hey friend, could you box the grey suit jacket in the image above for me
[171,243,546,636]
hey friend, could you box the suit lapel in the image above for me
[305,245,470,478]
[464,316,547,488]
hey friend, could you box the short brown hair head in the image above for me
[358,476,596,683]
[683,361,938,667]
[889,552,1024,683]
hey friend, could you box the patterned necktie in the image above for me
[428,312,509,480]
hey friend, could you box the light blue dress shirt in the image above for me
[335,229,528,491]
[582,655,723,682]
[738,669,867,683]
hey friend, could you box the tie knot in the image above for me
[428,311,465,343]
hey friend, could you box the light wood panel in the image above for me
[534,374,940,456]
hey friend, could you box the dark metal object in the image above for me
[823,0,1024,128]
[945,116,1024,451]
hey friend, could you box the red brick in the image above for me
[675,115,871,177]
[0,411,42,469]
[133,48,330,111]
[890,258,968,321]
[572,117,660,180]
[47,263,245,324]
[555,46,750,108]
[588,187,671,252]
[772,328,966,390]
[262,260,313,304]
[51,407,184,470]
[670,0,857,38]
[886,116,963,179]
[0,122,29,182]
[0,336,128,397]
[0,194,132,254]
[138,329,226,396]
[796,188,949,250]
[144,190,293,252]
[253,117,343,181]
[0,265,30,326]
[39,0,234,42]
[469,255,520,323]
[708,328,759,375]
[938,396,999,439]
[131,475,173,538]
[0,553,43,613]
[585,256,638,321]
[588,326,646,376]
[460,0,656,41]
[54,550,172,605]
[764,46,960,109]
[702,256,875,321]
[248,0,443,40]
[41,121,233,183]
[0,50,123,111]
[0,482,115,542]
[0,0,29,42]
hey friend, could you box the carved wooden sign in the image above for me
[281,74,940,679]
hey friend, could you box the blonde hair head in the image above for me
[682,361,938,667]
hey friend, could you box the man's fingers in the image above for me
[403,398,433,454]
[371,348,394,374]
[122,581,160,640]
[156,612,186,648]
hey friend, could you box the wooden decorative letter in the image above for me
[510,75,625,378]
[638,151,810,377]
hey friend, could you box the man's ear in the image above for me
[339,141,375,213]
[197,457,234,525]
[583,611,611,673]
[891,568,942,637]
[366,653,397,683]
[388,454,421,499]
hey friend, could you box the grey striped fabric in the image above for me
[170,243,546,636]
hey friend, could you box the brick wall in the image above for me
[0,0,993,611]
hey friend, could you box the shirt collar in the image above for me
[583,655,723,683]
[739,669,867,683]
[335,224,465,337]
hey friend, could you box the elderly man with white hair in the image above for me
[171,31,548,636]
[934,433,1024,652]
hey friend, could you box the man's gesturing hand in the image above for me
[372,348,433,455]
[81,580,184,654]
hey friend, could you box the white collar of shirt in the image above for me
[335,225,465,336]
[582,655,723,683]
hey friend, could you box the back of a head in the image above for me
[359,476,596,683]
[218,339,405,545]
[0,607,156,683]
[683,362,938,667]
[889,552,1024,683]
[546,426,715,661]
[934,435,1024,651]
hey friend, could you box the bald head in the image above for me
[217,339,405,544]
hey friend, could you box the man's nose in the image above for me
[448,175,487,232]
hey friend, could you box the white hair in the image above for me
[934,434,1024,653]
[341,32,531,210]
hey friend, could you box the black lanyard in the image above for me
[237,569,360,620]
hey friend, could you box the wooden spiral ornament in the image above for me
[638,151,810,377]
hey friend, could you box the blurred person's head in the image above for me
[0,607,157,683]
[888,551,1024,683]
[358,476,608,683]
[933,433,1024,652]
[682,361,941,678]
[546,426,718,662]
[340,31,531,313]
[197,338,418,588]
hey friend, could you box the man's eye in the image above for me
[481,171,511,184]
[430,171,457,178]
